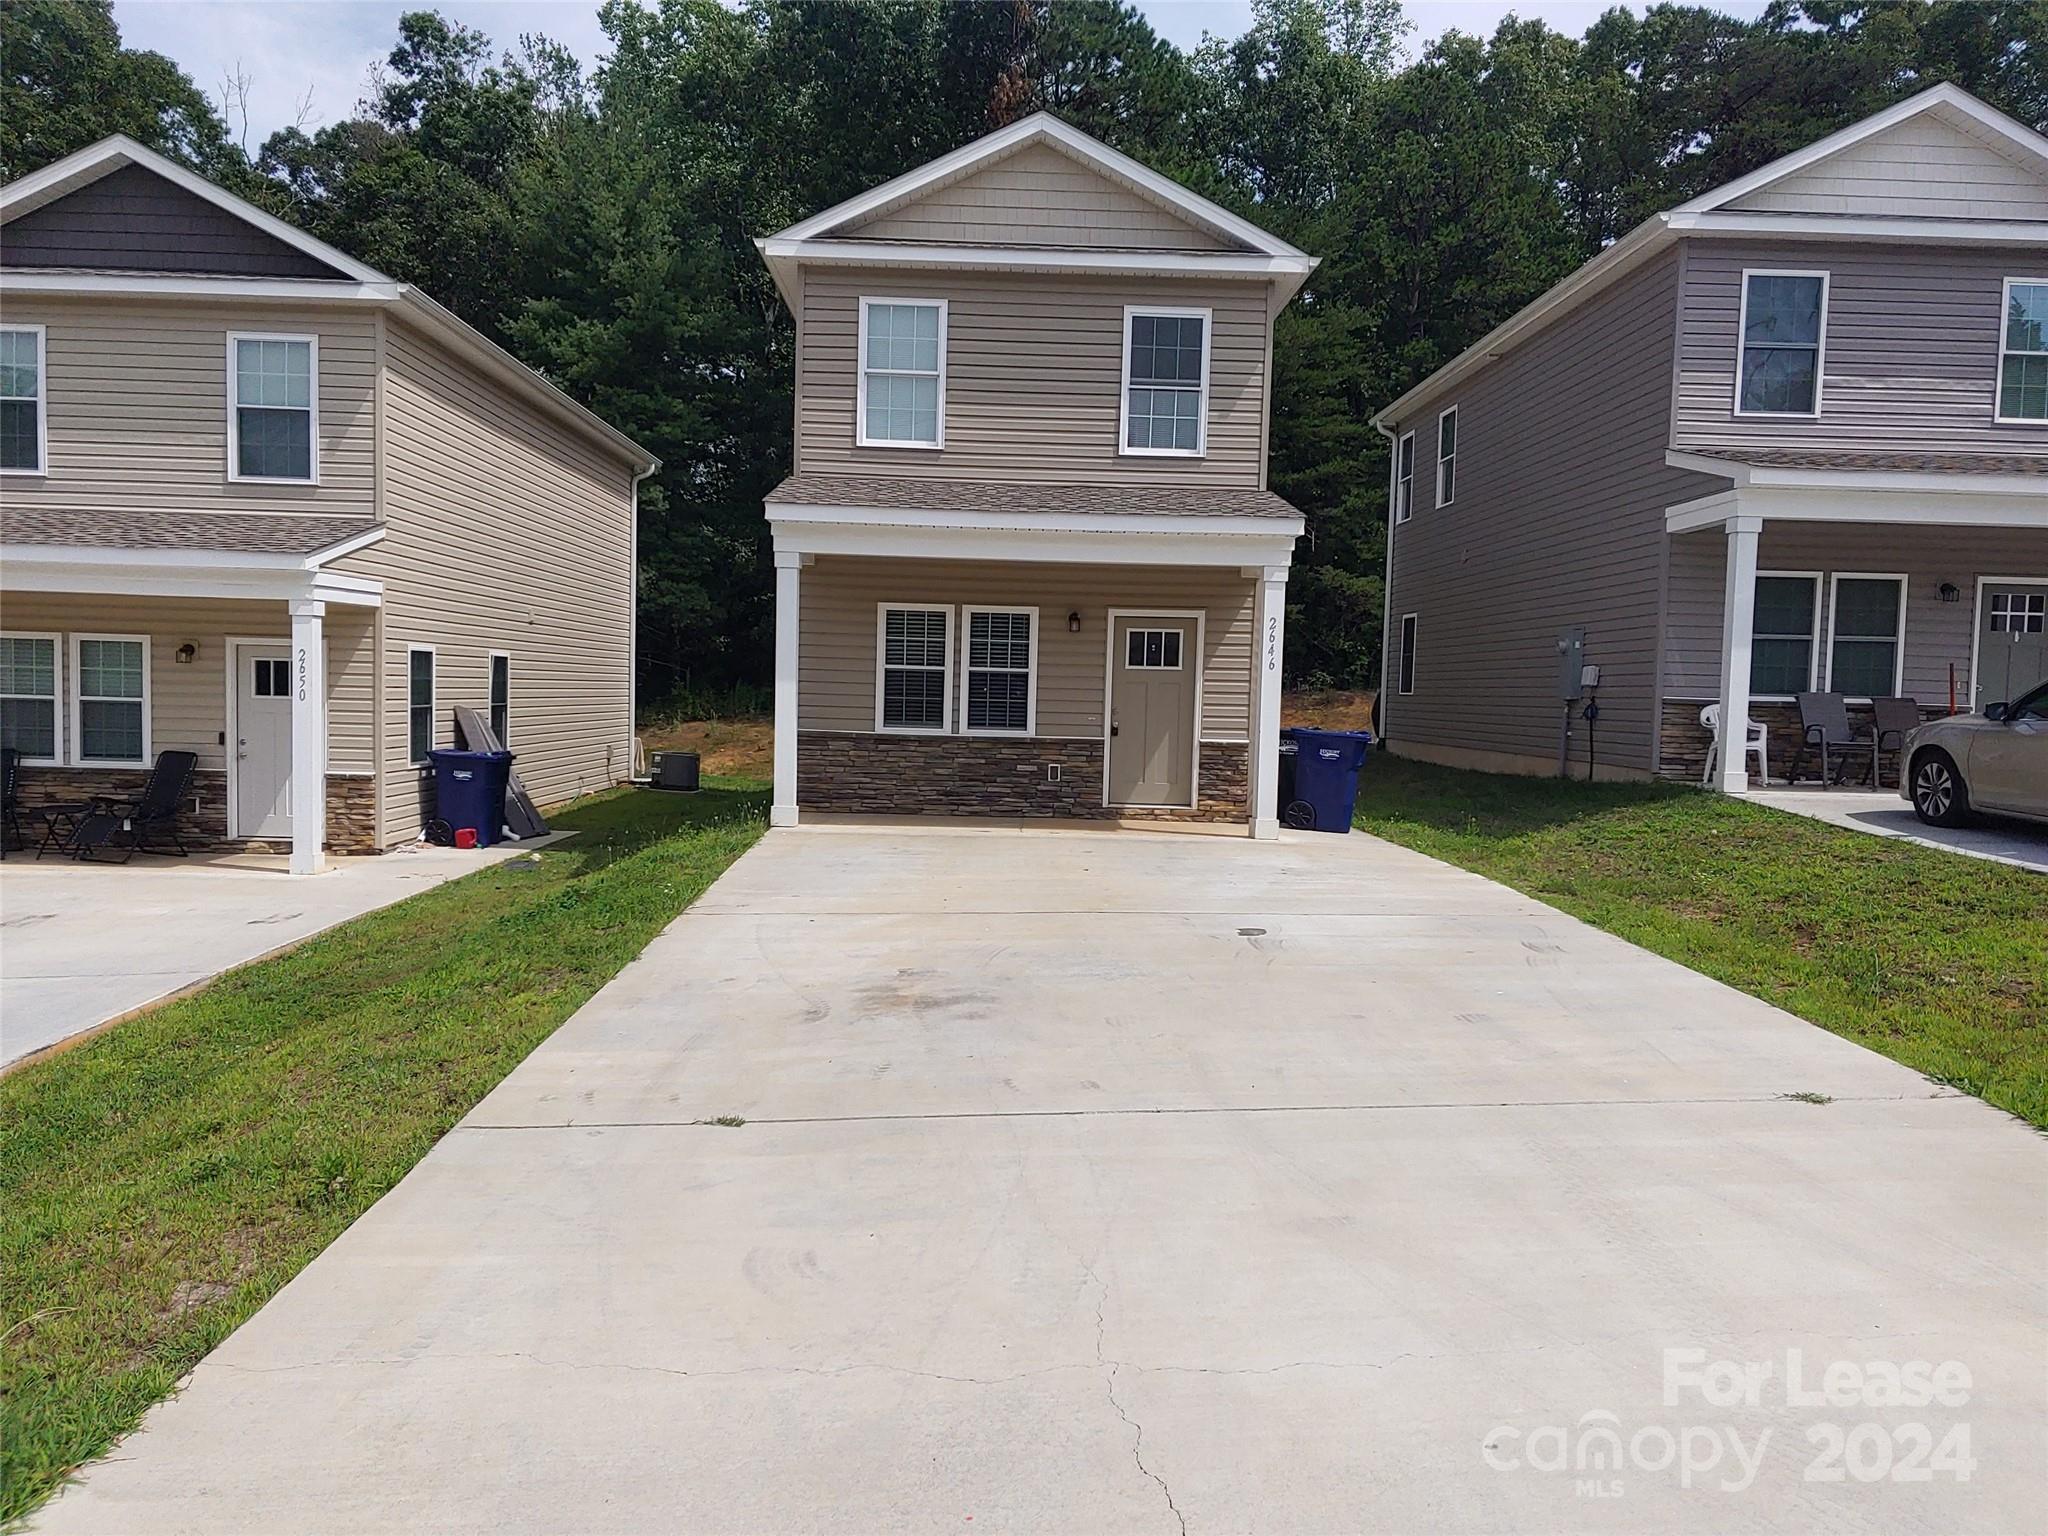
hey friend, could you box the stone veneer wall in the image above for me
[797,732,1251,823]
[1657,699,1949,786]
[8,767,382,854]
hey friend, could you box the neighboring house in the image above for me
[757,115,1313,835]
[0,136,655,872]
[1373,83,2048,792]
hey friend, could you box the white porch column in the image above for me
[771,550,802,828]
[288,596,328,874]
[1714,515,1763,796]
[1251,564,1288,838]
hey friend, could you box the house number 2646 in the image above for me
[1265,615,1280,672]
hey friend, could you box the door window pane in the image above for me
[1125,628,1183,669]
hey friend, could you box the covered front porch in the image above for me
[1,531,383,872]
[1660,453,2046,791]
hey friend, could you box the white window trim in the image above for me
[1,629,63,765]
[488,649,512,747]
[958,605,1038,737]
[68,632,150,768]
[1119,304,1211,458]
[0,323,49,477]
[1994,276,2048,425]
[874,603,954,735]
[226,330,320,483]
[1748,569,1823,701]
[855,297,947,450]
[1434,407,1457,508]
[407,644,436,765]
[1733,269,1829,418]
[1822,571,1908,699]
[1398,613,1418,696]
[1394,430,1415,524]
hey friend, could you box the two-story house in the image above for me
[757,115,1313,836]
[0,136,655,872]
[1373,83,2047,793]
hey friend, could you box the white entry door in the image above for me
[235,646,293,838]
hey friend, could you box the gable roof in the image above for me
[758,113,1315,302]
[1373,83,2048,430]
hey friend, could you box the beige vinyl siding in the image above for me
[0,591,374,774]
[846,143,1239,252]
[0,296,376,523]
[795,269,1268,486]
[1661,524,2048,707]
[798,556,1253,743]
[1381,250,1723,775]
[1672,240,2048,454]
[1727,114,2048,220]
[339,316,635,845]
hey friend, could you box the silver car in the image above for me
[1901,679,2048,826]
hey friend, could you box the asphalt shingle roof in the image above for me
[765,473,1302,520]
[1685,448,2048,475]
[1,508,380,557]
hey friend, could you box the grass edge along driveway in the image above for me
[1354,755,2047,1130]
[0,783,767,1525]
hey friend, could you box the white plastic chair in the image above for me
[1699,703,1770,785]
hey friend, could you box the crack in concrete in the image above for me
[1080,1266,1185,1536]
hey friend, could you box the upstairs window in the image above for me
[1826,575,1906,698]
[0,633,60,763]
[962,608,1035,735]
[230,333,317,481]
[1997,279,2048,422]
[1393,432,1414,524]
[1122,308,1208,455]
[1,325,46,474]
[1750,573,1819,696]
[1435,407,1457,507]
[877,605,951,734]
[1736,271,1826,416]
[859,299,944,447]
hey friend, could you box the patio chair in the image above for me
[1789,693,1875,787]
[1870,697,1923,789]
[1,747,23,859]
[1698,704,1769,786]
[85,749,199,861]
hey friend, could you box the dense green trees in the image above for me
[5,0,2040,696]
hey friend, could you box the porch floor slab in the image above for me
[0,840,556,1069]
[1747,787,2048,874]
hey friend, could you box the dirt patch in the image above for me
[640,717,773,780]
[1283,689,1376,731]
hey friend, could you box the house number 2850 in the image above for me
[296,647,309,703]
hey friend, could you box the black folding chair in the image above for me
[86,749,199,860]
[1,747,23,858]
[1789,693,1875,787]
[1870,697,1922,789]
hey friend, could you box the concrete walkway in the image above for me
[33,826,2047,1533]
[1747,787,2048,873]
[0,841,548,1067]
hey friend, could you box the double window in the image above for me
[858,299,945,447]
[1825,574,1906,698]
[229,333,317,481]
[1434,408,1457,507]
[408,646,436,764]
[1997,278,2048,422]
[1122,307,1209,455]
[876,604,1040,736]
[0,325,46,475]
[1746,573,1906,699]
[1748,574,1820,697]
[1393,432,1414,524]
[1736,271,1827,416]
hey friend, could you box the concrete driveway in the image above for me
[34,826,2047,1534]
[0,842,546,1067]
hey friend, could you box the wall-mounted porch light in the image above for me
[1067,611,1081,633]
[1938,583,1960,604]
[174,642,199,664]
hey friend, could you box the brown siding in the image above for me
[845,144,1238,252]
[1,165,345,278]
[797,555,1253,744]
[338,316,635,846]
[795,268,1269,487]
[1672,240,2048,455]
[1660,524,2048,708]
[0,295,377,526]
[1381,249,1719,774]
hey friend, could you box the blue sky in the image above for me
[113,1,1751,150]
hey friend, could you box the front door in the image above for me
[235,646,293,838]
[1107,615,1196,807]
[1977,584,2048,710]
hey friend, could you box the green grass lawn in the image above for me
[1354,756,2048,1129]
[0,782,767,1523]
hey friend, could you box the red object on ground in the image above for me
[454,827,478,849]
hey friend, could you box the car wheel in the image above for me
[1910,749,1971,827]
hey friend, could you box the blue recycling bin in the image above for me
[427,748,513,847]
[1282,727,1371,833]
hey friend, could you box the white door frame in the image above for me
[224,634,290,839]
[1102,607,1206,810]
[1969,575,2048,710]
